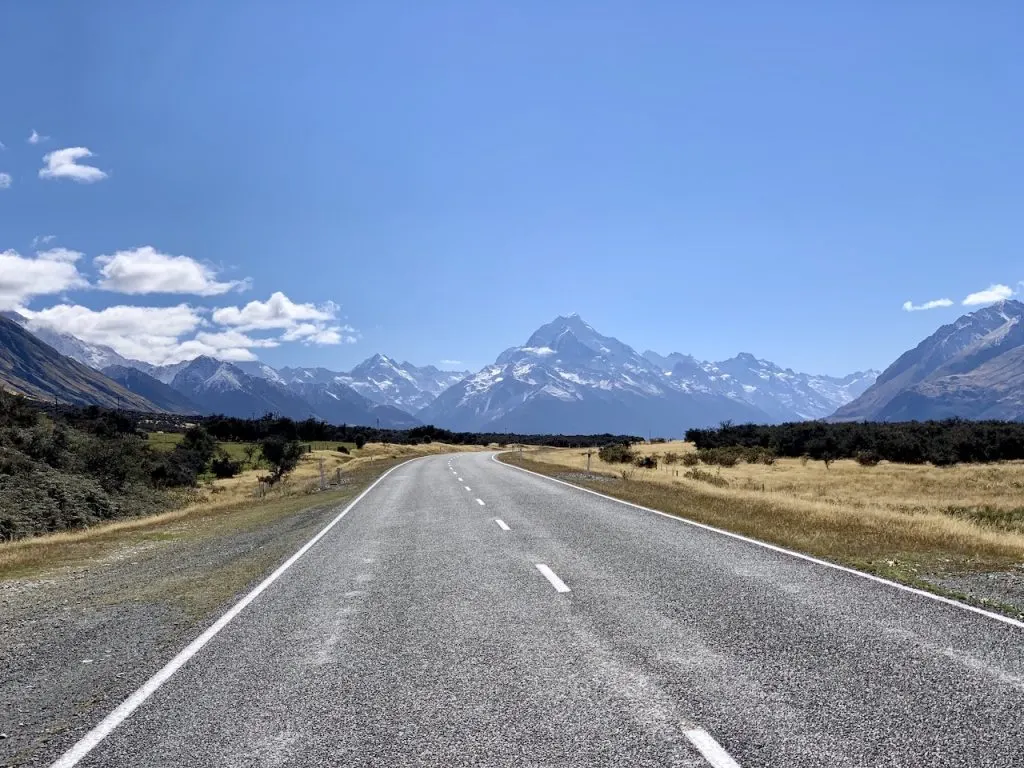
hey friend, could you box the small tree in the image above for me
[354,434,367,450]
[243,443,259,469]
[210,448,241,479]
[260,436,304,485]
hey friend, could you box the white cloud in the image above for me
[962,284,1014,306]
[39,147,108,183]
[30,234,56,248]
[0,248,87,310]
[194,329,280,350]
[95,246,250,296]
[27,130,48,145]
[440,359,463,366]
[213,292,334,330]
[212,291,354,345]
[20,303,206,365]
[902,298,953,312]
[0,173,11,189]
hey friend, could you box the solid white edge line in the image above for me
[536,563,571,593]
[476,498,485,506]
[493,454,1024,631]
[685,729,741,768]
[49,457,423,768]
[495,518,510,530]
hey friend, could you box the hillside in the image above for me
[832,300,1024,421]
[0,315,163,411]
[102,365,203,415]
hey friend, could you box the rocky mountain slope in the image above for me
[832,300,1024,421]
[101,365,202,415]
[0,315,163,410]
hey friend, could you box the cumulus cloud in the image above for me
[20,303,206,365]
[27,130,48,145]
[95,246,250,296]
[0,248,87,310]
[902,298,953,312]
[39,147,108,183]
[212,291,354,345]
[962,284,1014,306]
[0,173,11,189]
[194,329,280,350]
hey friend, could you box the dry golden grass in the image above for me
[0,442,484,577]
[507,443,1024,592]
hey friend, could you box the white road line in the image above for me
[495,519,510,530]
[48,458,419,768]
[685,729,741,768]
[535,563,571,593]
[464,485,472,492]
[493,454,1024,631]
[476,498,485,506]
[457,477,464,482]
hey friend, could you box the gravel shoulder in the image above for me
[0,459,406,768]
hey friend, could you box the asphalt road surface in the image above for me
[51,453,1024,767]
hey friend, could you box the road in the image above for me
[51,452,1024,767]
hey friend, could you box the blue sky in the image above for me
[1,2,1021,375]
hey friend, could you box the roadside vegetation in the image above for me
[503,440,1024,617]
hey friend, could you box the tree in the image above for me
[260,436,304,485]
[354,434,367,450]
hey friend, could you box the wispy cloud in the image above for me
[39,147,108,183]
[962,284,1014,306]
[902,298,953,312]
[0,173,11,189]
[440,359,463,366]
[31,234,56,248]
[27,129,48,145]
[95,246,250,296]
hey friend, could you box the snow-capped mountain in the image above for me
[832,300,1024,421]
[1,312,142,372]
[641,350,878,421]
[418,315,773,434]
[245,355,468,413]
[167,356,417,426]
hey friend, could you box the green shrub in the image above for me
[354,435,367,450]
[681,453,700,467]
[697,447,741,467]
[337,445,350,454]
[855,450,881,467]
[210,449,242,479]
[634,455,657,469]
[599,443,635,464]
[662,452,679,465]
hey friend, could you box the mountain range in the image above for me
[10,304,1022,432]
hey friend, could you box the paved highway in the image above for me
[52,453,1024,767]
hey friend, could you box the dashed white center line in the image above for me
[464,485,472,492]
[457,477,463,482]
[495,519,510,530]
[476,498,485,506]
[535,564,571,593]
[685,729,741,768]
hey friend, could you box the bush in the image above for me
[210,449,241,479]
[681,453,700,467]
[599,443,636,464]
[260,436,304,484]
[662,452,679,465]
[744,447,777,465]
[354,435,367,450]
[337,445,350,454]
[855,450,881,467]
[634,455,657,469]
[697,447,741,467]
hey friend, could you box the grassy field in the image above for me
[502,442,1024,617]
